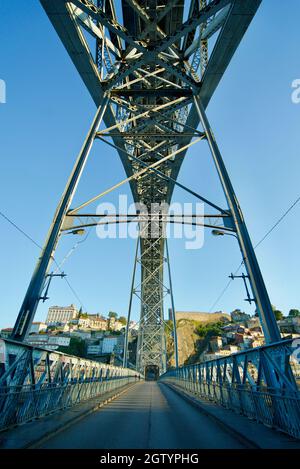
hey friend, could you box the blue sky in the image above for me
[0,0,300,329]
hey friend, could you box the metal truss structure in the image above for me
[123,221,179,374]
[10,0,294,381]
[0,338,140,431]
[160,339,300,439]
[134,227,168,374]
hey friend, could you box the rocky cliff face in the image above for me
[167,312,230,367]
[175,312,230,323]
[177,319,200,366]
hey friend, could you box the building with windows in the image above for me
[27,334,70,350]
[71,330,91,340]
[115,335,125,355]
[87,344,102,356]
[30,322,47,334]
[88,314,107,330]
[278,316,300,334]
[230,309,251,323]
[74,314,108,330]
[0,328,13,339]
[46,304,78,325]
[102,337,118,354]
[78,317,90,328]
[209,336,223,352]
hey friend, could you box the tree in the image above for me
[273,310,284,321]
[58,337,86,358]
[118,316,127,325]
[164,320,173,336]
[196,322,223,338]
[289,309,300,317]
[271,305,284,321]
[108,311,118,319]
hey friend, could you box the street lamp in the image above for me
[69,229,86,236]
[211,229,225,236]
[211,229,237,238]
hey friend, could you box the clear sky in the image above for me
[0,0,300,329]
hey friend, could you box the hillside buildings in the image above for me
[230,309,251,323]
[77,314,107,330]
[86,336,125,357]
[278,316,300,334]
[30,322,47,334]
[27,334,71,351]
[46,304,78,325]
[45,304,126,332]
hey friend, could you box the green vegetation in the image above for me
[273,310,284,321]
[165,305,300,369]
[118,316,127,325]
[271,305,283,321]
[108,311,118,319]
[196,321,224,338]
[164,320,173,335]
[182,321,225,365]
[289,309,300,317]
[58,337,86,358]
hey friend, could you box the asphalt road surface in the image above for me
[39,382,247,449]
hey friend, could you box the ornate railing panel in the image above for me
[0,339,141,431]
[160,339,300,439]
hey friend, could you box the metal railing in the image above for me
[160,339,300,439]
[0,338,142,431]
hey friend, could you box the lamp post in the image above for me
[211,229,237,238]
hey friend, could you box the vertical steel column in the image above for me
[12,97,109,341]
[123,235,140,368]
[194,96,281,344]
[165,239,179,368]
[135,220,167,375]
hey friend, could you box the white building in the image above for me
[0,328,13,339]
[102,337,118,354]
[231,309,251,323]
[129,321,138,331]
[78,317,90,328]
[278,316,300,334]
[77,314,108,330]
[27,334,70,350]
[71,330,91,340]
[48,336,70,347]
[246,317,261,329]
[209,336,223,352]
[115,335,125,355]
[46,304,78,325]
[88,314,107,330]
[87,344,102,356]
[30,322,47,334]
[113,321,125,332]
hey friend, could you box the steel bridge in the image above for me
[1,0,300,447]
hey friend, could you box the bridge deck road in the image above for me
[38,382,247,449]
